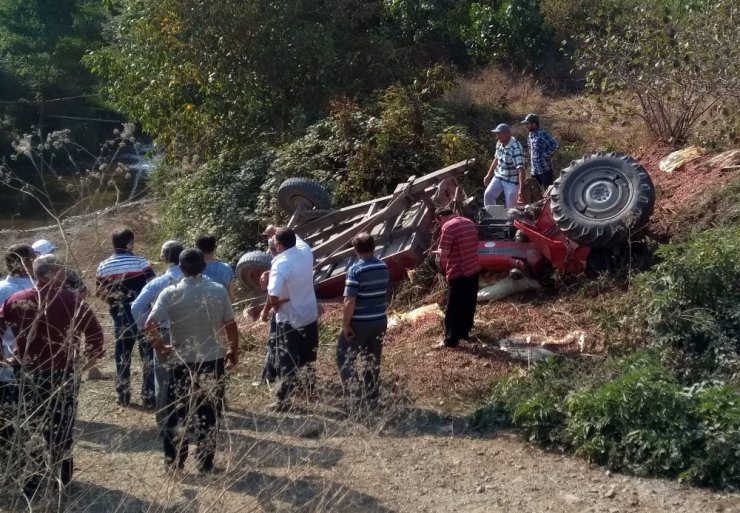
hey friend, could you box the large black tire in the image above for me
[550,152,655,248]
[235,250,272,294]
[277,177,331,215]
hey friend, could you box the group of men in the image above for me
[484,113,559,208]
[0,112,556,493]
[0,230,239,494]
[258,226,390,411]
[0,224,394,492]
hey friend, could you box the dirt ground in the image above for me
[1,148,739,512]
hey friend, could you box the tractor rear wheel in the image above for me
[277,178,332,215]
[550,152,655,248]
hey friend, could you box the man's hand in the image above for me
[260,308,270,323]
[225,349,238,369]
[516,188,525,206]
[259,270,269,291]
[158,344,173,358]
[342,325,355,341]
[483,174,492,186]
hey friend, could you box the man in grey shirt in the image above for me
[146,248,239,473]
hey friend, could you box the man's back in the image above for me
[203,260,234,290]
[269,245,317,328]
[439,216,481,280]
[1,286,103,371]
[149,276,234,363]
[96,250,155,307]
[345,257,389,322]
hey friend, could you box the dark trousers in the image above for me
[534,171,554,188]
[261,313,278,382]
[153,329,171,431]
[0,379,18,449]
[20,370,78,487]
[444,273,479,347]
[163,359,224,470]
[275,321,319,402]
[112,305,154,401]
[336,319,386,400]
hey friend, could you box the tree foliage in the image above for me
[574,0,740,144]
[85,0,416,159]
[0,0,105,94]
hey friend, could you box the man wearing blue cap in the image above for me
[483,123,526,208]
[522,113,559,188]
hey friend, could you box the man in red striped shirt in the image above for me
[96,228,156,407]
[433,208,481,348]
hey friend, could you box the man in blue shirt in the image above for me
[0,244,35,446]
[522,113,559,188]
[337,233,389,402]
[195,235,235,301]
[131,240,184,431]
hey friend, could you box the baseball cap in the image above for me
[491,123,511,133]
[521,113,539,124]
[32,239,56,255]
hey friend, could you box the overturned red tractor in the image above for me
[236,153,655,305]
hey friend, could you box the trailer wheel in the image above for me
[277,177,332,215]
[550,152,655,248]
[235,250,272,294]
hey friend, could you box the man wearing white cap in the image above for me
[31,238,88,298]
[482,123,526,209]
[31,239,56,255]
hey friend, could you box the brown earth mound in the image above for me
[637,144,740,239]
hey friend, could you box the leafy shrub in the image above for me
[686,385,740,489]
[471,356,592,445]
[159,151,274,262]
[634,226,740,380]
[565,357,700,477]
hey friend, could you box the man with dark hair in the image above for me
[195,234,235,301]
[263,227,318,410]
[96,228,156,407]
[521,113,559,188]
[433,208,481,348]
[337,233,389,402]
[131,240,185,431]
[0,244,35,445]
[146,248,238,473]
[1,255,104,492]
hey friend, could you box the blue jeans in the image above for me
[112,306,155,401]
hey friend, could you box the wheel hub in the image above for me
[583,179,619,212]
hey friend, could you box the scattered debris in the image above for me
[477,276,542,303]
[659,146,704,173]
[388,303,444,327]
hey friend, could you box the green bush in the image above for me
[686,385,740,489]
[634,226,740,380]
[159,151,274,262]
[471,356,592,446]
[565,358,700,477]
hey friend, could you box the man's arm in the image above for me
[223,319,239,368]
[77,301,105,370]
[145,318,171,357]
[545,131,559,158]
[437,225,452,271]
[227,279,236,302]
[484,158,498,186]
[341,297,356,340]
[131,280,158,330]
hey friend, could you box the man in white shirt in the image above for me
[263,228,318,409]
